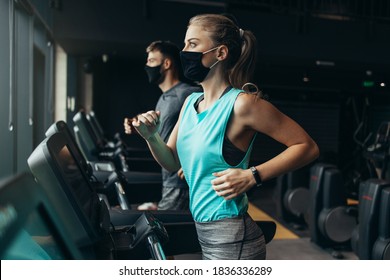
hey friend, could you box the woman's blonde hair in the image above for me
[188,14,258,92]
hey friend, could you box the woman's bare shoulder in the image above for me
[234,92,265,116]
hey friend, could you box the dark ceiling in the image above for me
[50,1,390,57]
[47,0,390,92]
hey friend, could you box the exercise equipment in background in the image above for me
[351,180,390,259]
[308,163,357,258]
[275,166,310,228]
[87,110,151,158]
[45,120,162,206]
[351,121,390,260]
[73,110,160,172]
[27,131,173,259]
[372,187,390,259]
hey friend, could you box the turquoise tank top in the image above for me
[177,87,256,222]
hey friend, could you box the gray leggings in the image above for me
[195,213,266,260]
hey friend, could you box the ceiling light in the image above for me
[303,73,309,82]
[315,60,335,67]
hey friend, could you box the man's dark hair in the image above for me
[146,40,183,79]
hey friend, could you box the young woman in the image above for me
[127,14,319,259]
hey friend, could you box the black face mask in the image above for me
[180,47,220,82]
[144,64,164,84]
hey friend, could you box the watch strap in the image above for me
[250,166,262,187]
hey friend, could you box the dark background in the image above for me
[43,0,390,190]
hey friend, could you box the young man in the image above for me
[124,40,200,211]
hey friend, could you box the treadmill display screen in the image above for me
[55,145,93,217]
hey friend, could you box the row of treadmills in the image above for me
[0,110,276,260]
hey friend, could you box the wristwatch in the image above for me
[250,166,262,187]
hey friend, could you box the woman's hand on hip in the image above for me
[211,168,255,200]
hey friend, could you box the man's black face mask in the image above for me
[144,64,163,84]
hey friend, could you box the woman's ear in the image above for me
[217,45,228,61]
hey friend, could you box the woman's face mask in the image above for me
[180,46,220,82]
